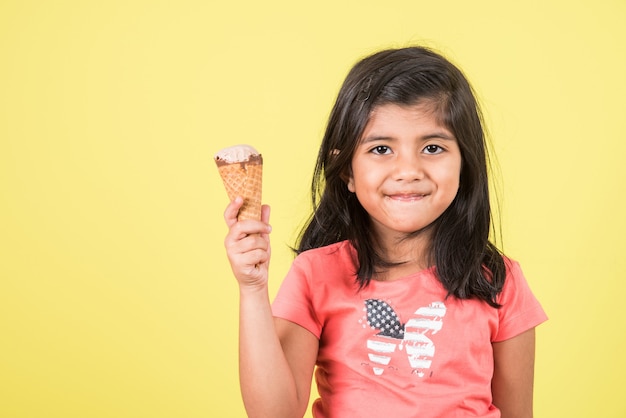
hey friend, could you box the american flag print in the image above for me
[362,299,447,377]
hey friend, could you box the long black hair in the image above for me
[296,46,505,308]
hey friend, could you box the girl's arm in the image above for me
[224,198,318,418]
[491,328,536,418]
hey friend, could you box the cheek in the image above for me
[437,163,461,184]
[437,165,462,200]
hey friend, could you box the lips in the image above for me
[386,193,428,202]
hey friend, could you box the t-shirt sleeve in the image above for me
[271,254,323,339]
[492,259,548,342]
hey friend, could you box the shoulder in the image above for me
[500,255,529,292]
[497,255,534,303]
[494,255,548,341]
[286,240,358,291]
[274,241,358,338]
[294,240,356,269]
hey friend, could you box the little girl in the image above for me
[223,46,547,418]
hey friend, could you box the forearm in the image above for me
[238,286,304,418]
[222,201,309,416]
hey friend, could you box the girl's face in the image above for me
[347,102,462,245]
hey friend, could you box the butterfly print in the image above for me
[363,299,446,377]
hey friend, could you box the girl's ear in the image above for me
[330,148,356,192]
[342,168,355,193]
[332,149,354,191]
[346,176,355,193]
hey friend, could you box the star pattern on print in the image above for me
[365,299,405,339]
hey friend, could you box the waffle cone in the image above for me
[217,159,263,221]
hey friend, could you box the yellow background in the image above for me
[1,0,624,417]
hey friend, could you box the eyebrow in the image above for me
[423,132,455,141]
[360,131,456,143]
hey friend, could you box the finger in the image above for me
[227,231,270,254]
[226,219,272,243]
[229,246,269,268]
[261,204,271,224]
[224,196,244,228]
[259,204,272,254]
[226,239,271,277]
[244,248,271,266]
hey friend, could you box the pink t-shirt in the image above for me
[272,241,547,418]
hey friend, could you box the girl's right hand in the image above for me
[223,197,272,289]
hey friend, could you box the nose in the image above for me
[392,152,423,181]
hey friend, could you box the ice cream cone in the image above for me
[214,145,263,221]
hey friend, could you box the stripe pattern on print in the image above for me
[400,302,446,377]
[363,299,446,377]
[363,299,403,375]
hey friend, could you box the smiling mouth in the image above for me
[387,193,427,202]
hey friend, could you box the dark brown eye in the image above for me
[424,145,443,155]
[371,145,391,155]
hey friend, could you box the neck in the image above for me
[373,230,433,281]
